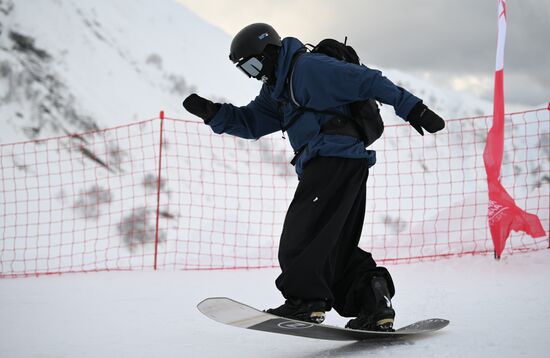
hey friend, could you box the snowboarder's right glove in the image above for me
[182,93,221,124]
[407,102,445,136]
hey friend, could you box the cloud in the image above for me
[450,75,493,98]
[329,0,549,106]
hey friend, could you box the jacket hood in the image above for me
[270,37,305,101]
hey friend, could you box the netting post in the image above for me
[153,110,165,271]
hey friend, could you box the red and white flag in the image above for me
[482,0,546,258]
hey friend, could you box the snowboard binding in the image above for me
[265,298,328,324]
[346,276,396,332]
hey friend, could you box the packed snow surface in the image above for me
[1,250,549,357]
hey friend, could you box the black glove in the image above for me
[407,102,445,136]
[182,93,221,123]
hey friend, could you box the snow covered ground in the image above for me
[1,249,549,358]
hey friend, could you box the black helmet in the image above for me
[229,23,282,63]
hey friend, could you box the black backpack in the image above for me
[285,38,384,148]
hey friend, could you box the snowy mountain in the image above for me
[0,0,261,143]
[0,0,497,145]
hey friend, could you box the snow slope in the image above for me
[0,0,261,143]
[1,250,549,357]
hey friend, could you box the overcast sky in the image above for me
[179,0,549,108]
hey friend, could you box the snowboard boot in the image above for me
[345,276,395,332]
[265,299,328,324]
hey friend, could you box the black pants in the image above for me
[275,156,395,317]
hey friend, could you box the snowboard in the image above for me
[197,297,449,341]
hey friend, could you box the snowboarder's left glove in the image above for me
[182,93,221,124]
[407,102,445,136]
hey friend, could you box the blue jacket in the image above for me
[207,37,421,177]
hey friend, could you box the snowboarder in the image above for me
[183,23,445,331]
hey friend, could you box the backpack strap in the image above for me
[281,48,307,133]
[285,46,307,90]
[286,47,307,100]
[288,52,304,108]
